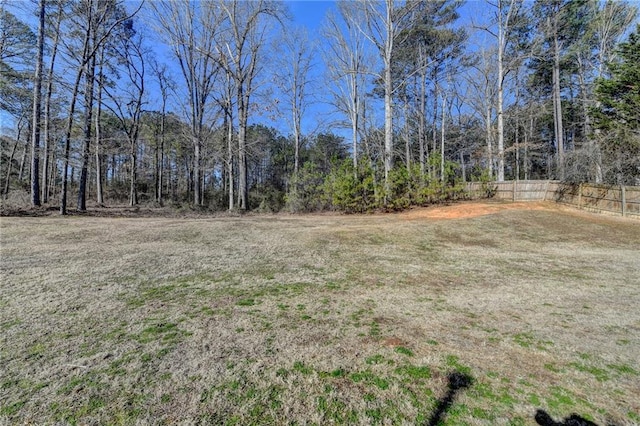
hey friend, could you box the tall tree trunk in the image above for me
[577,55,600,183]
[30,0,45,206]
[496,29,505,182]
[431,80,440,179]
[60,66,86,215]
[227,108,234,211]
[403,91,410,173]
[514,70,521,181]
[485,85,493,180]
[552,30,564,180]
[294,119,300,175]
[292,67,301,175]
[95,69,103,204]
[440,95,446,183]
[18,133,29,183]
[157,108,165,204]
[515,116,520,180]
[154,129,160,202]
[94,47,104,205]
[193,136,201,206]
[525,115,533,180]
[129,149,137,206]
[238,84,248,210]
[352,74,359,172]
[42,1,63,204]
[48,146,57,200]
[3,132,20,197]
[383,48,393,192]
[77,53,96,211]
[419,69,427,178]
[382,0,394,195]
[494,0,519,182]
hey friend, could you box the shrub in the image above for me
[285,162,328,212]
[250,184,285,213]
[324,159,378,213]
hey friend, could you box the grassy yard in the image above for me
[1,201,639,425]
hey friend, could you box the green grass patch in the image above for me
[366,354,386,365]
[547,386,576,410]
[607,363,638,376]
[0,400,26,416]
[394,346,414,357]
[350,370,390,390]
[569,362,610,382]
[1,318,22,331]
[513,332,553,350]
[395,365,431,380]
[236,298,256,306]
[444,355,472,375]
[293,361,313,375]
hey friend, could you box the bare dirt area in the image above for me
[398,200,553,220]
[397,199,633,223]
[1,201,639,425]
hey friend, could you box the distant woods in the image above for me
[1,0,638,213]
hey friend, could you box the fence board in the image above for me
[465,180,640,218]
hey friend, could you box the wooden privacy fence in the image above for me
[465,180,640,218]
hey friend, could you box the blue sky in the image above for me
[283,0,480,137]
[273,1,339,136]
[289,0,335,29]
[0,0,483,138]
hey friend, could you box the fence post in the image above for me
[578,183,583,209]
[544,180,550,201]
[621,185,626,217]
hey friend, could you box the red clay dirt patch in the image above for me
[381,337,407,347]
[398,200,555,221]
[397,200,637,226]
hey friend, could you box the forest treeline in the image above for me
[1,0,639,213]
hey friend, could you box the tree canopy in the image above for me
[593,24,640,184]
[1,0,638,212]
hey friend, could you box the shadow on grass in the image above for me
[422,371,605,426]
[426,371,473,426]
[534,409,600,426]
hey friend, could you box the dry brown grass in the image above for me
[1,200,639,425]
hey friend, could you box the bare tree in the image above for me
[494,0,524,181]
[150,61,175,204]
[58,0,142,214]
[152,0,223,206]
[216,61,236,211]
[323,2,368,171]
[593,1,638,80]
[30,0,45,206]
[41,0,65,204]
[58,1,93,215]
[102,30,146,206]
[464,48,497,178]
[77,35,97,211]
[217,0,286,210]
[3,117,28,197]
[77,1,140,211]
[272,26,314,175]
[352,0,418,194]
[551,13,564,180]
[475,0,527,181]
[94,44,105,205]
